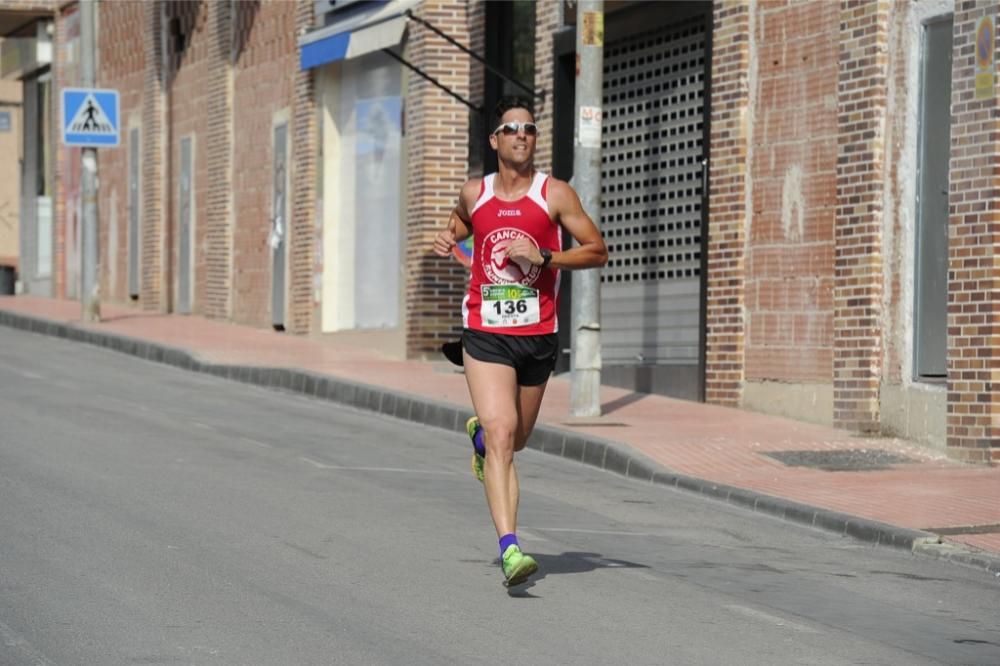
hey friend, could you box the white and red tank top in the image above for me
[463,171,562,335]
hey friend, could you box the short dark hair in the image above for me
[494,96,534,123]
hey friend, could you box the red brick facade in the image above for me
[948,2,1000,463]
[403,0,473,357]
[746,1,837,384]
[834,0,890,434]
[706,0,998,461]
[53,2,80,301]
[533,1,561,175]
[91,0,311,330]
[20,0,1000,461]
[705,1,752,407]
[290,0,317,335]
[97,0,144,305]
[203,0,233,321]
[229,1,297,327]
[165,0,209,315]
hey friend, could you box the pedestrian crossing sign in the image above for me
[61,88,120,147]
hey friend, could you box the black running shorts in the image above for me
[462,328,558,387]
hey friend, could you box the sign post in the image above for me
[570,0,604,418]
[61,1,118,321]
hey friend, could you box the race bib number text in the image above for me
[480,285,540,328]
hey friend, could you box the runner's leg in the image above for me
[463,351,520,538]
[514,382,548,452]
[507,381,549,521]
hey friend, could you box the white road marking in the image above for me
[239,436,273,449]
[524,526,668,537]
[299,457,454,475]
[16,370,43,380]
[0,618,57,665]
[515,529,549,542]
[724,604,821,634]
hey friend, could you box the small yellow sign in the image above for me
[582,11,604,47]
[975,15,995,101]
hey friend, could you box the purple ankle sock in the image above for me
[499,533,519,557]
[473,428,486,457]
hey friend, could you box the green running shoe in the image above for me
[466,416,485,483]
[501,545,538,587]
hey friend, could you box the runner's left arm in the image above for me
[506,179,607,270]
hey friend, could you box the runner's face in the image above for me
[490,108,536,167]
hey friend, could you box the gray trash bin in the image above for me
[0,266,15,295]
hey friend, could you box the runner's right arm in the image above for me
[433,179,480,257]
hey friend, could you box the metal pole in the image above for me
[81,0,100,322]
[570,0,603,417]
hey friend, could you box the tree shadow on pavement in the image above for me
[506,551,649,598]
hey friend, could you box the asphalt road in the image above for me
[1,327,998,665]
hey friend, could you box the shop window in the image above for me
[327,53,403,330]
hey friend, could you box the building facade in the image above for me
[1,0,997,463]
[0,77,21,277]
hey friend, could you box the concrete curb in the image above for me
[4,308,999,577]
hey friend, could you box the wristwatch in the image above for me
[539,248,552,268]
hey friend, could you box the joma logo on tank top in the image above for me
[497,208,523,217]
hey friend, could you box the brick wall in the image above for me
[89,0,303,328]
[53,4,79,301]
[745,0,837,384]
[289,0,317,335]
[141,0,166,311]
[705,1,752,407]
[834,0,890,434]
[533,0,561,174]
[404,0,472,357]
[98,0,145,304]
[231,0,297,328]
[947,1,1000,463]
[166,0,209,314]
[202,0,233,320]
[467,0,484,177]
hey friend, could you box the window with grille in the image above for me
[598,18,707,367]
[600,21,705,285]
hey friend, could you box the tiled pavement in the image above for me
[2,295,998,574]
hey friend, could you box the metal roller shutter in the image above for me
[600,19,706,375]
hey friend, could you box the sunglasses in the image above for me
[493,121,538,137]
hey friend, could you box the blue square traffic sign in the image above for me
[61,88,119,147]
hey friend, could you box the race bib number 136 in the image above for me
[480,285,540,328]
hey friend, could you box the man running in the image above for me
[433,96,607,587]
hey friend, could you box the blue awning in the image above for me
[299,0,418,71]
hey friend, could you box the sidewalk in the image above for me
[2,295,999,574]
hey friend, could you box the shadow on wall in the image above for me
[161,0,261,79]
[231,0,261,63]
[164,0,201,81]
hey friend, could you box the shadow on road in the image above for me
[506,551,649,598]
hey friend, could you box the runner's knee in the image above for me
[480,418,517,453]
